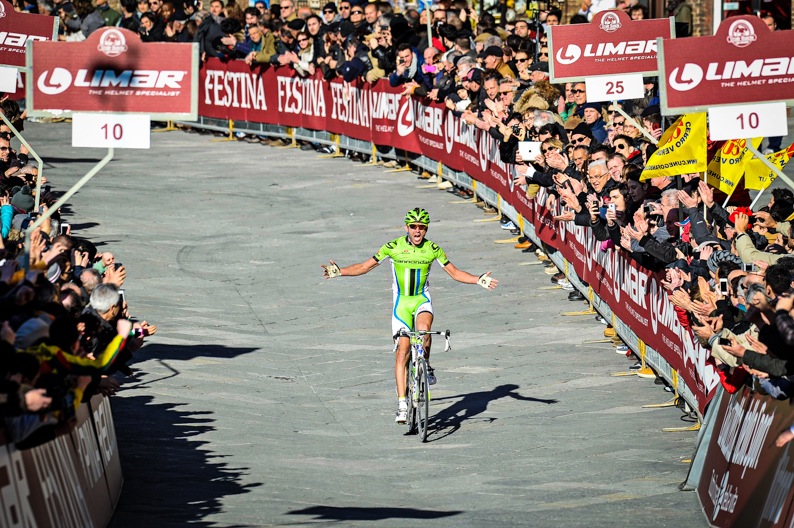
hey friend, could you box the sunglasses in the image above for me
[323,9,333,13]
[408,224,428,231]
[298,37,308,42]
[538,52,548,57]
[613,120,625,126]
[500,90,513,95]
[615,144,628,150]
[570,89,586,94]
[542,147,558,154]
[339,5,350,9]
[572,137,588,143]
[516,58,528,63]
[0,147,8,151]
[351,10,363,14]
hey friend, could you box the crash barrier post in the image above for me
[0,395,122,528]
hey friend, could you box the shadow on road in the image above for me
[287,505,463,522]
[427,384,558,442]
[109,344,261,527]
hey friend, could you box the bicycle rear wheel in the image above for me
[416,358,429,442]
[406,360,418,434]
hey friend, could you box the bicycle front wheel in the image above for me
[406,360,418,434]
[416,358,430,442]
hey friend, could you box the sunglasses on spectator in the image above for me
[351,9,363,14]
[515,58,528,63]
[0,147,8,151]
[339,5,350,9]
[538,52,548,57]
[570,89,586,94]
[572,137,588,143]
[298,37,308,42]
[615,143,628,150]
[542,147,558,154]
[408,224,428,231]
[613,120,625,126]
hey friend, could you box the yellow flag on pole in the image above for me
[744,142,794,191]
[640,113,707,181]
[706,138,763,194]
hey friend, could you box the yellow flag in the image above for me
[706,138,762,194]
[744,143,794,191]
[641,113,708,181]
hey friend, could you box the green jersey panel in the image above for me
[373,236,449,296]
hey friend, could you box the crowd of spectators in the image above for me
[3,0,794,448]
[0,99,156,450]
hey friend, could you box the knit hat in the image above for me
[14,317,50,349]
[571,122,594,139]
[287,18,305,31]
[10,185,34,212]
[707,250,743,273]
[322,2,337,13]
[478,45,503,59]
[581,102,603,113]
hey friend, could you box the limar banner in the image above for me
[27,27,198,119]
[659,15,794,114]
[0,0,57,69]
[549,9,674,83]
[640,113,708,180]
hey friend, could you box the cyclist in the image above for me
[321,208,498,424]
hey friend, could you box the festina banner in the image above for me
[549,10,674,83]
[659,15,794,114]
[0,0,57,69]
[28,27,198,119]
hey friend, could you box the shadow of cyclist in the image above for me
[426,384,558,442]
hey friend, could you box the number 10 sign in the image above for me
[707,102,788,142]
[72,113,150,149]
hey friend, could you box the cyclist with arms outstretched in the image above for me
[322,208,498,424]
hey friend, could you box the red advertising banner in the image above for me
[697,387,794,527]
[199,60,720,411]
[0,0,57,69]
[549,10,674,83]
[28,27,198,119]
[659,15,794,114]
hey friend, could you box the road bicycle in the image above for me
[394,328,451,442]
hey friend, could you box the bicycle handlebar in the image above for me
[397,329,451,338]
[397,329,452,352]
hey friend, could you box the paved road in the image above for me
[27,122,711,527]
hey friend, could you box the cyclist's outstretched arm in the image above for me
[442,263,498,290]
[322,258,379,279]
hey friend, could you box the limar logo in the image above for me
[599,12,622,33]
[726,19,757,48]
[37,67,72,95]
[668,63,703,91]
[555,44,582,65]
[396,98,414,136]
[97,28,128,57]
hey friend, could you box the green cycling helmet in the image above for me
[405,208,430,225]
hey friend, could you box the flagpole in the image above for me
[722,184,737,208]
[702,172,707,218]
[749,185,770,211]
[613,102,657,145]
